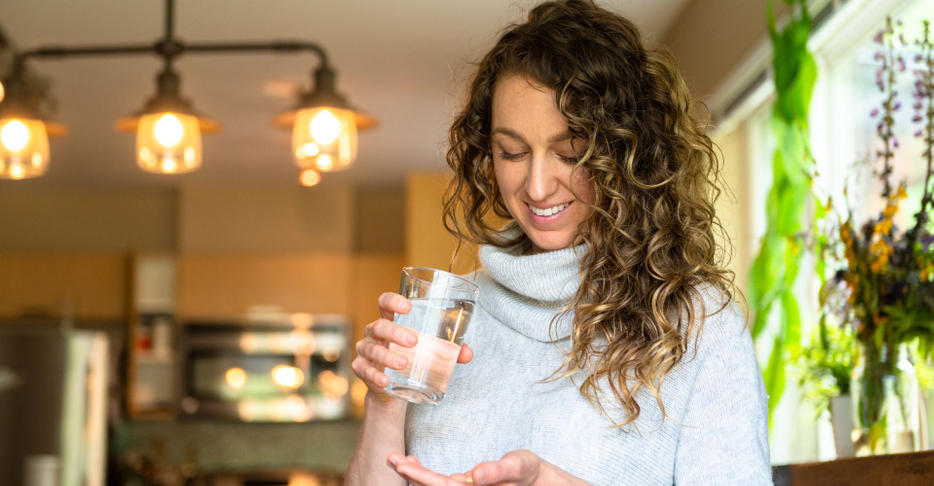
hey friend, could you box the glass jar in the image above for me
[852,342,921,455]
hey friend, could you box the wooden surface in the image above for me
[776,450,934,485]
[0,252,127,320]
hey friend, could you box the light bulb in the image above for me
[226,367,247,389]
[161,157,178,173]
[136,112,202,174]
[309,109,340,145]
[316,154,334,171]
[154,113,184,147]
[271,365,304,389]
[291,107,357,171]
[9,164,25,179]
[300,169,321,187]
[0,80,5,103]
[1,120,30,151]
[0,118,50,180]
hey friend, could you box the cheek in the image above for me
[493,160,523,199]
[571,167,596,205]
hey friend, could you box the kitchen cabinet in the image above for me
[177,252,403,342]
[0,253,127,321]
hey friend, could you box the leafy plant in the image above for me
[791,324,856,417]
[750,0,819,418]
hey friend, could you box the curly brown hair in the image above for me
[442,0,737,427]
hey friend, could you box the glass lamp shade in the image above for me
[292,107,357,172]
[0,118,49,180]
[136,112,202,174]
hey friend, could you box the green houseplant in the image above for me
[750,0,820,417]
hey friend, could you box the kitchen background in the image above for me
[3,0,930,484]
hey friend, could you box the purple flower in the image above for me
[876,52,886,62]
[899,57,906,71]
[874,31,885,44]
[897,19,904,26]
[894,101,902,111]
[900,34,907,46]
[871,107,880,117]
[892,136,900,148]
[916,129,924,137]
[916,54,924,63]
[914,114,924,123]
[914,101,924,111]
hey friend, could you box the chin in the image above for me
[524,230,577,253]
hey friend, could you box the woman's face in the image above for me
[490,74,595,254]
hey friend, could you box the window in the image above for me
[723,0,934,464]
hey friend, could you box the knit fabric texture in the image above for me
[404,240,772,485]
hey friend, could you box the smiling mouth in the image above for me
[528,202,571,217]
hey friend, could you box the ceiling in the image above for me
[0,0,691,189]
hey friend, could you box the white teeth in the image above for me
[529,202,569,217]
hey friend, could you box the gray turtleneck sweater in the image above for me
[404,240,771,485]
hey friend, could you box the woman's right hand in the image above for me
[353,292,474,409]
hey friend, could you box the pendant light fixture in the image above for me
[0,0,375,182]
[273,65,377,173]
[115,68,220,174]
[0,67,67,180]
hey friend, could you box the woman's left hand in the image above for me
[388,450,591,486]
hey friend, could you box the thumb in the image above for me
[456,344,473,364]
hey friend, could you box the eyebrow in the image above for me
[491,127,574,143]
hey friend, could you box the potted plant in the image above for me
[792,324,856,457]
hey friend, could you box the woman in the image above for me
[346,1,771,484]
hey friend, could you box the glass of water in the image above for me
[384,266,479,405]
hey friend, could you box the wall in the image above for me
[0,186,176,252]
[178,184,356,252]
[355,187,405,254]
[404,172,508,275]
[663,0,786,103]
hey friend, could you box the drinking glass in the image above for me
[383,266,479,404]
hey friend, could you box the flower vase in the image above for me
[851,343,922,455]
[830,394,855,457]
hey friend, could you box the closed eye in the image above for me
[498,151,526,161]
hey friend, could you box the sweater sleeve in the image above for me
[673,315,772,485]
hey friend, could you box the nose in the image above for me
[525,152,558,202]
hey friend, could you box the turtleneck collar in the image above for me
[476,227,586,342]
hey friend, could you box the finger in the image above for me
[358,341,409,370]
[394,463,466,486]
[378,292,412,320]
[351,356,390,388]
[456,344,473,364]
[470,450,534,484]
[449,473,471,482]
[369,318,418,347]
[387,452,406,468]
[364,364,390,388]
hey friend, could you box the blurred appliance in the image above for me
[179,313,352,422]
[0,328,109,486]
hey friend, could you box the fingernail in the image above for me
[395,357,406,368]
[405,333,416,345]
